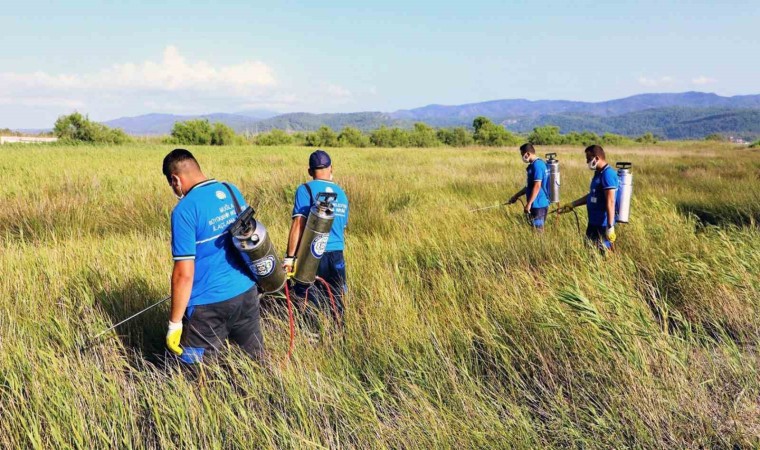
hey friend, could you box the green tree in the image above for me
[370,126,410,147]
[254,129,293,146]
[635,132,658,145]
[210,122,237,145]
[337,126,370,147]
[472,116,491,133]
[527,126,564,145]
[305,126,339,147]
[601,133,630,146]
[170,119,213,145]
[704,133,725,142]
[436,127,474,147]
[53,112,130,144]
[472,117,519,147]
[408,123,440,147]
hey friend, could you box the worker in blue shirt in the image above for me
[508,143,551,229]
[283,150,349,321]
[558,145,619,250]
[162,149,263,364]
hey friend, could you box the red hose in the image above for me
[315,276,340,324]
[283,281,296,361]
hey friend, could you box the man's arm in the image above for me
[558,194,589,214]
[286,216,307,257]
[526,180,542,208]
[509,187,527,204]
[605,188,617,228]
[170,260,194,323]
[572,194,589,208]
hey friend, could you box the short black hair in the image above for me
[162,148,199,182]
[584,145,605,159]
[519,143,535,155]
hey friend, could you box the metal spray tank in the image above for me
[230,208,287,294]
[615,162,633,223]
[292,192,337,285]
[546,153,561,204]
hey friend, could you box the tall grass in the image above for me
[0,142,758,448]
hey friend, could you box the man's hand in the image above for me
[557,203,575,214]
[283,256,295,277]
[524,202,532,214]
[606,226,617,244]
[166,321,183,355]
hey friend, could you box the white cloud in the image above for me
[637,75,675,87]
[692,75,717,85]
[0,46,276,96]
[0,46,370,126]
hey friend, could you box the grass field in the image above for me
[1,142,759,448]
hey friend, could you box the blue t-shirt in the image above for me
[587,165,619,227]
[292,179,349,252]
[525,158,551,209]
[171,179,255,306]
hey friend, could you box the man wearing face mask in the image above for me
[161,148,263,364]
[557,145,619,250]
[283,150,349,321]
[507,143,551,229]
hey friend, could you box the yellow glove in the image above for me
[166,321,183,355]
[283,256,295,279]
[606,226,617,244]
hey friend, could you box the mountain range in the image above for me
[102,92,760,139]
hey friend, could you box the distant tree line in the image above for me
[50,112,740,147]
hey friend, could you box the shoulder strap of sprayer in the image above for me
[222,182,242,215]
[303,182,315,206]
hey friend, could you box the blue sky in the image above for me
[1,0,757,128]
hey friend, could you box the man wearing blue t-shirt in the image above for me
[283,150,349,319]
[508,143,551,229]
[162,149,263,364]
[558,145,619,250]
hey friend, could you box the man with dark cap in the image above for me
[283,150,349,321]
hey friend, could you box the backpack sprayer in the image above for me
[228,208,287,294]
[291,192,341,323]
[223,183,296,360]
[615,162,633,223]
[546,153,561,205]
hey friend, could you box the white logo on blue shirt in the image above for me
[215,190,227,200]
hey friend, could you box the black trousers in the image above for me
[179,286,263,363]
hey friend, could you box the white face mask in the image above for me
[522,153,531,164]
[172,177,184,200]
[587,157,599,170]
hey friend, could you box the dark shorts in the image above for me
[180,286,263,364]
[294,250,346,322]
[530,207,548,228]
[585,225,612,250]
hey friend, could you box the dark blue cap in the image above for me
[308,150,332,169]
